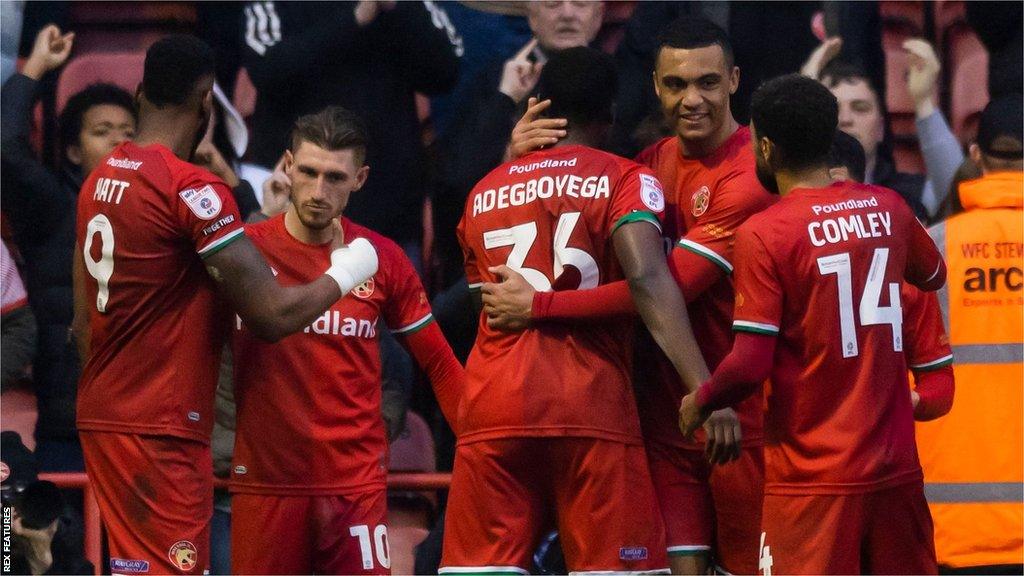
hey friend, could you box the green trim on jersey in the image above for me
[667,545,712,558]
[612,211,661,235]
[732,320,780,335]
[910,353,954,372]
[199,228,244,259]
[392,313,434,336]
[677,239,732,273]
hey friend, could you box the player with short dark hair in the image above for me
[443,46,711,575]
[679,74,947,575]
[495,16,774,574]
[73,35,379,574]
[827,130,867,183]
[229,106,463,574]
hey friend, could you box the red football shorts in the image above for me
[647,441,764,575]
[80,430,211,575]
[441,437,669,574]
[231,490,389,575]
[759,481,937,575]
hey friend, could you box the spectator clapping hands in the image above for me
[904,39,941,119]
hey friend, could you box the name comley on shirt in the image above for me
[473,157,611,216]
[807,196,893,246]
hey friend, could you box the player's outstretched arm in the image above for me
[205,224,377,342]
[612,221,710,390]
[482,247,722,330]
[907,214,947,291]
[399,321,464,434]
[679,332,776,436]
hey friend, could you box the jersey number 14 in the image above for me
[817,248,903,358]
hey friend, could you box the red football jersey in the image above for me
[230,216,432,495]
[76,142,244,442]
[457,144,666,445]
[633,127,777,449]
[731,181,945,494]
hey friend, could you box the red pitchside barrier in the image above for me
[39,472,452,575]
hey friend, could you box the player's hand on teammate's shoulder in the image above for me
[508,97,568,161]
[703,407,742,465]
[22,24,74,81]
[481,265,535,332]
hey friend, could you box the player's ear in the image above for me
[66,144,82,167]
[652,70,661,98]
[758,137,773,164]
[968,143,983,171]
[283,150,294,173]
[729,65,740,95]
[353,165,370,191]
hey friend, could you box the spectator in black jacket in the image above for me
[0,26,136,472]
[240,0,461,265]
[434,0,603,284]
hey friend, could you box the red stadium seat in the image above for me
[879,1,926,35]
[69,1,196,27]
[946,28,989,143]
[388,526,429,576]
[882,25,918,138]
[233,67,257,120]
[933,0,967,45]
[56,52,145,113]
[1,388,39,451]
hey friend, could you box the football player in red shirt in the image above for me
[72,36,378,574]
[442,47,709,575]
[489,17,774,574]
[229,107,462,575]
[679,74,946,574]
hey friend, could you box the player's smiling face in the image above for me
[654,44,738,149]
[285,141,369,231]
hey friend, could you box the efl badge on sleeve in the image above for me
[179,185,223,220]
[692,185,710,217]
[639,174,665,212]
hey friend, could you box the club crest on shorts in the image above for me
[179,184,222,220]
[353,277,375,299]
[168,540,197,571]
[692,185,711,217]
[619,546,649,561]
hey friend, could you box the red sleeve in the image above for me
[172,174,245,259]
[730,224,783,337]
[531,245,723,321]
[456,211,482,291]
[696,331,776,410]
[381,241,434,336]
[609,165,665,234]
[677,171,773,277]
[400,321,463,433]
[912,365,954,421]
[901,285,954,372]
[903,205,946,291]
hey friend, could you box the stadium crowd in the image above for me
[0,1,1021,575]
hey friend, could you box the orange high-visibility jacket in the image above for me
[918,171,1024,568]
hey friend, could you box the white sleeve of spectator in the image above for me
[916,110,965,218]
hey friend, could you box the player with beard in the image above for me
[487,17,774,574]
[73,36,378,574]
[679,74,946,574]
[229,107,462,574]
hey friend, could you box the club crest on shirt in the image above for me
[353,277,375,299]
[168,540,197,571]
[692,185,711,217]
[640,174,665,212]
[179,184,222,220]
